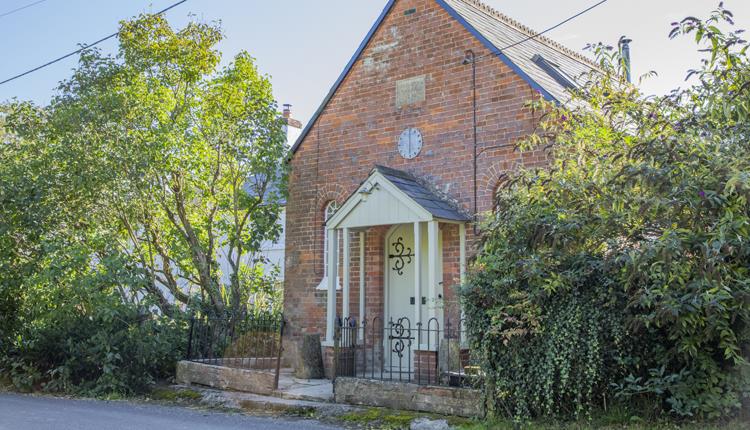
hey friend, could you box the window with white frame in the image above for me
[317,201,341,290]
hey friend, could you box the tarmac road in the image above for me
[0,392,343,430]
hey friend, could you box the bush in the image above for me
[2,296,187,396]
[462,5,750,421]
[0,243,188,396]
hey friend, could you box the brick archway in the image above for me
[479,159,522,213]
[316,183,349,212]
[314,184,349,279]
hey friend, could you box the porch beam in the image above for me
[325,228,338,343]
[342,227,350,320]
[427,220,439,323]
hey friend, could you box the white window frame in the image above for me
[316,201,342,290]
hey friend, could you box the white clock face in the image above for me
[398,128,423,159]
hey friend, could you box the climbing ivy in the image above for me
[462,4,750,421]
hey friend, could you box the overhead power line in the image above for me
[0,0,49,19]
[475,0,610,61]
[0,0,189,87]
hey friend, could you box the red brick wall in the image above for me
[284,0,548,342]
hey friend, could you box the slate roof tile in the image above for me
[374,165,471,222]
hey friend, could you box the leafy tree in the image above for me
[1,12,286,394]
[7,14,288,318]
[463,4,750,420]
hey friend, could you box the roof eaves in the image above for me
[289,0,398,158]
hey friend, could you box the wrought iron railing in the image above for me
[186,313,285,388]
[333,316,480,388]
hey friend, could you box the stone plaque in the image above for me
[395,75,425,108]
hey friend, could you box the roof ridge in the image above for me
[453,0,601,69]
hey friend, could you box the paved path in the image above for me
[0,393,343,430]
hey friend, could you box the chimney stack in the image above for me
[619,37,632,83]
[281,103,303,148]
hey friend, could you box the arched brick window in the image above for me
[317,201,341,289]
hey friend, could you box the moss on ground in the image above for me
[456,418,750,430]
[338,407,471,429]
[335,406,749,430]
[149,386,202,402]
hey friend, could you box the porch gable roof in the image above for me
[327,165,470,230]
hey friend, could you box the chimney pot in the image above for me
[619,37,633,83]
[282,104,292,118]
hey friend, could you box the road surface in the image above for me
[0,392,343,430]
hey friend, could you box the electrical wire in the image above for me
[0,0,49,19]
[0,0,189,87]
[475,0,610,62]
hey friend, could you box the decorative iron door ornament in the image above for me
[388,237,414,275]
[388,317,413,359]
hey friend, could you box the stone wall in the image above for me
[334,377,483,417]
[176,360,276,396]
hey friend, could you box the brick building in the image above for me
[283,0,598,374]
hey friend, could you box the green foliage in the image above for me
[0,243,187,395]
[462,4,750,421]
[5,12,287,319]
[0,12,285,395]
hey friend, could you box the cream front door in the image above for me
[385,224,442,370]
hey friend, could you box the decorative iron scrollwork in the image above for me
[388,237,414,275]
[388,317,413,359]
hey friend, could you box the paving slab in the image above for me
[275,371,333,402]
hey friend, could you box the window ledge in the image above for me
[316,276,342,291]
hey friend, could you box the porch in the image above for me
[321,166,474,386]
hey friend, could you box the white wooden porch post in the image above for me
[359,230,366,340]
[459,224,467,285]
[325,228,338,343]
[427,220,439,326]
[459,223,467,344]
[342,227,350,320]
[413,222,422,335]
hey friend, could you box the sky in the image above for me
[1,0,749,127]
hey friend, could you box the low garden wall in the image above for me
[176,360,276,395]
[334,377,483,418]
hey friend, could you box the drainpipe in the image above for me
[619,37,632,83]
[463,50,478,235]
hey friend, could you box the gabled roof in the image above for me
[326,165,470,229]
[290,0,600,156]
[374,165,471,222]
